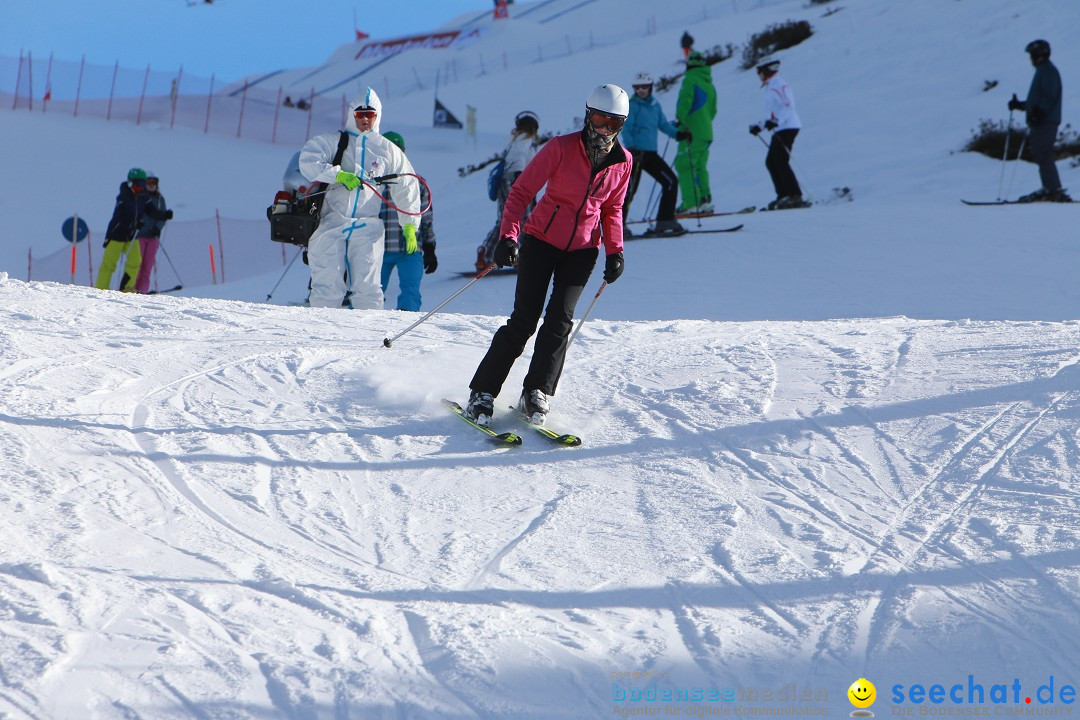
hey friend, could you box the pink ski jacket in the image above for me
[499,131,632,256]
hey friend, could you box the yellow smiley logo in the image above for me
[848,678,876,709]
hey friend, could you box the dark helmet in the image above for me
[515,110,539,133]
[127,167,147,182]
[1025,39,1050,60]
[383,130,405,151]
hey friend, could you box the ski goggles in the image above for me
[588,110,625,133]
[354,108,377,120]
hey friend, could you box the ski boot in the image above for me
[517,389,549,426]
[776,194,810,210]
[465,390,495,426]
[651,219,687,236]
[1018,188,1052,203]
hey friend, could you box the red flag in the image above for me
[355,29,370,41]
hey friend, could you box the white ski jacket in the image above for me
[760,75,802,131]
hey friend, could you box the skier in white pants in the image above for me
[300,87,420,309]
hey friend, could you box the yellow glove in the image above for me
[335,170,362,190]
[402,223,418,255]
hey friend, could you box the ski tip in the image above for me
[554,433,582,447]
[497,432,524,446]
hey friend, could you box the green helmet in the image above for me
[127,167,148,182]
[383,131,405,152]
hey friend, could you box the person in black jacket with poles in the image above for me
[95,168,148,291]
[1008,39,1070,203]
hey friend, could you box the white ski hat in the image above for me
[633,72,653,86]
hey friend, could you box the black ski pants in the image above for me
[624,149,679,222]
[470,234,598,398]
[1027,123,1061,192]
[766,128,802,199]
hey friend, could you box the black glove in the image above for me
[493,237,519,268]
[675,129,692,142]
[764,119,778,131]
[423,244,438,274]
[164,209,174,220]
[749,124,762,136]
[1007,93,1025,112]
[603,252,624,284]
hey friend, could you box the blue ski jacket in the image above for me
[621,93,678,153]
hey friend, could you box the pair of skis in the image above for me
[961,198,1076,205]
[625,205,755,225]
[441,398,581,447]
[629,224,743,240]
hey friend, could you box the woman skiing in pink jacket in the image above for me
[463,84,633,426]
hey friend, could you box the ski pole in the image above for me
[996,109,1014,202]
[157,228,185,287]
[1004,131,1028,201]
[566,281,607,349]
[639,136,670,223]
[383,262,500,348]
[683,139,703,227]
[264,245,303,302]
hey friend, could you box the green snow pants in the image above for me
[96,238,142,291]
[674,138,712,209]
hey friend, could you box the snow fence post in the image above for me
[170,66,182,129]
[215,209,226,283]
[136,63,150,126]
[204,73,215,134]
[272,86,282,143]
[74,55,85,117]
[12,51,22,110]
[236,79,248,138]
[106,60,118,121]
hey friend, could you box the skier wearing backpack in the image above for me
[1008,40,1070,203]
[622,71,689,235]
[463,84,632,427]
[476,111,540,271]
[299,87,420,309]
[675,51,717,214]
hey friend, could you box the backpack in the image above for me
[486,158,505,202]
[267,131,350,246]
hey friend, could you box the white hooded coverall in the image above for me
[300,87,420,309]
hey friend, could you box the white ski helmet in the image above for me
[756,58,781,75]
[633,72,653,86]
[586,84,629,118]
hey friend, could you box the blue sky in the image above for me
[4,0,492,81]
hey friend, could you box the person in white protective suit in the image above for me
[299,87,420,309]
